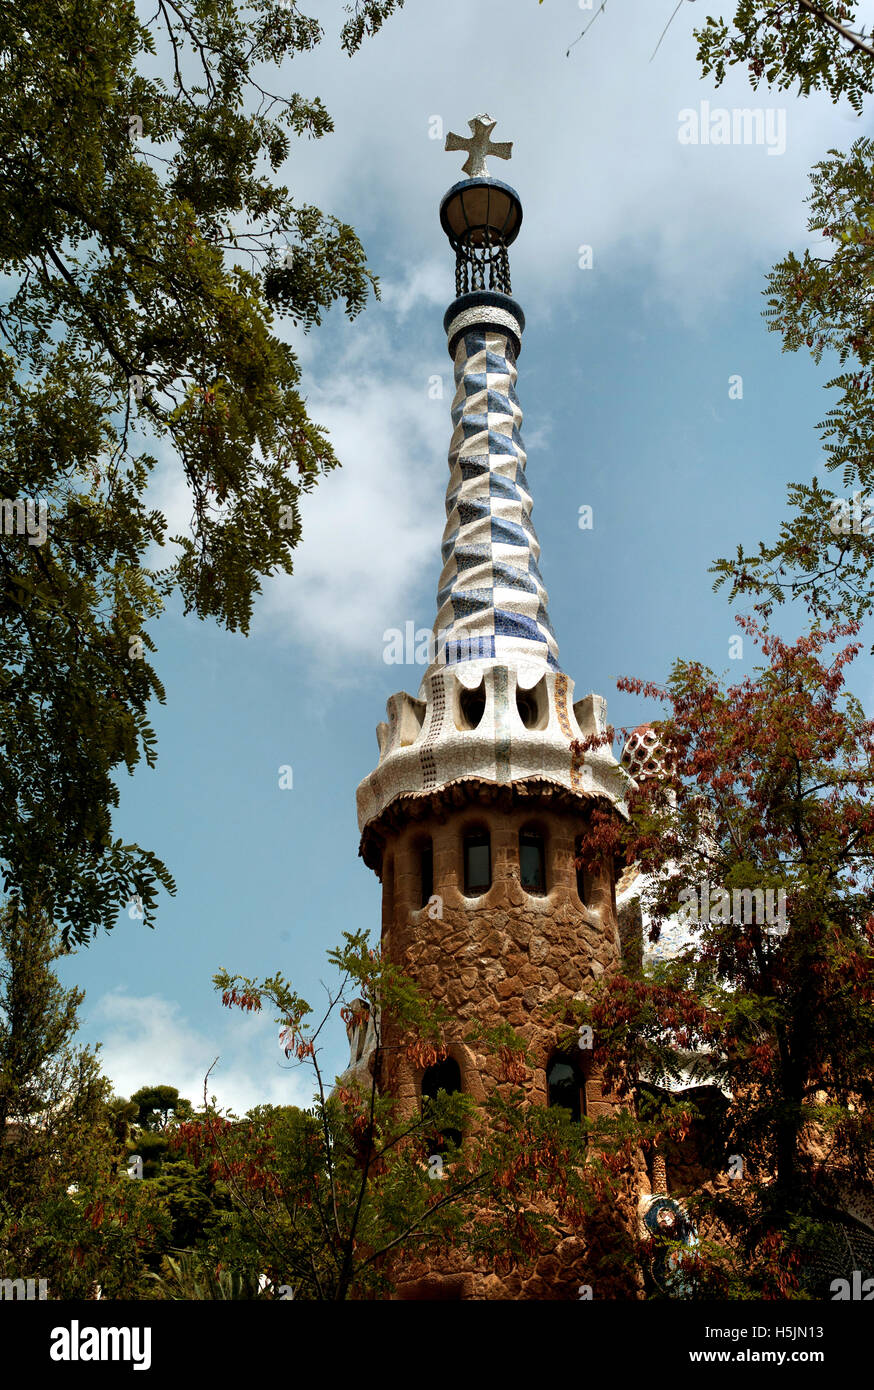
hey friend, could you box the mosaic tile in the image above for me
[353,301,627,835]
[426,316,560,679]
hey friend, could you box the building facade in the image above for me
[352,118,648,1297]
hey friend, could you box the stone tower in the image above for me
[355,116,629,1297]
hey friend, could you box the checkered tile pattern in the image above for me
[431,328,560,673]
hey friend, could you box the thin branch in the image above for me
[796,0,874,58]
[336,1022,384,1299]
[567,0,610,56]
[353,1174,487,1273]
[40,247,135,381]
[650,0,685,62]
[197,1058,301,1283]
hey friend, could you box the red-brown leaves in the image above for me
[404,1040,447,1070]
[221,987,261,1013]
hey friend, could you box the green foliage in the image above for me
[130,1083,193,1132]
[695,2,874,111]
[132,1128,168,1178]
[587,624,874,1293]
[340,0,407,55]
[679,9,874,636]
[146,1250,265,1300]
[0,900,170,1295]
[0,0,403,942]
[562,6,874,644]
[150,1159,226,1249]
[712,139,874,630]
[122,1082,227,1244]
[206,934,642,1299]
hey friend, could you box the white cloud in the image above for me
[256,333,449,676]
[135,0,870,670]
[276,0,860,312]
[379,259,447,318]
[145,437,193,553]
[134,312,451,679]
[91,989,318,1115]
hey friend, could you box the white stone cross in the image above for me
[445,113,512,178]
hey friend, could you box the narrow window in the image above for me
[463,830,491,895]
[547,1051,584,1123]
[458,683,486,730]
[382,854,395,936]
[519,830,546,894]
[420,842,433,908]
[516,689,538,728]
[422,1056,463,1150]
[516,677,547,730]
[575,835,592,906]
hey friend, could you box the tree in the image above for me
[711,137,874,633]
[122,1082,230,1247]
[0,902,85,1143]
[165,933,646,1300]
[125,1083,193,1179]
[562,3,874,641]
[562,0,874,88]
[0,900,170,1296]
[575,620,874,1296]
[130,1084,193,1134]
[695,1,874,109]
[146,1249,265,1299]
[0,0,406,942]
[692,5,874,636]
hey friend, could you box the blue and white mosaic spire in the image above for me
[355,115,628,837]
[426,115,559,681]
[431,308,559,676]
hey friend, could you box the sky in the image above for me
[55,0,874,1115]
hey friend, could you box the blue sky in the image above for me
[56,0,874,1114]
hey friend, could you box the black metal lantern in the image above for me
[439,177,523,298]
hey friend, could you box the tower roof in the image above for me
[423,291,559,687]
[356,117,625,838]
[426,117,557,685]
[621,724,672,783]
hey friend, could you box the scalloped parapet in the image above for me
[356,662,627,834]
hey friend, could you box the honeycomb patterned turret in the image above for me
[621,723,671,784]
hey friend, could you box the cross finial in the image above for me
[445,113,512,179]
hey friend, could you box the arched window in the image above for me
[421,1056,463,1150]
[547,1051,585,1123]
[458,683,486,730]
[463,830,491,895]
[516,677,547,730]
[516,689,538,728]
[419,839,433,908]
[519,829,546,894]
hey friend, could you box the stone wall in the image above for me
[362,781,646,1297]
[373,787,620,1115]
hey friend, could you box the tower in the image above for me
[355,116,629,1297]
